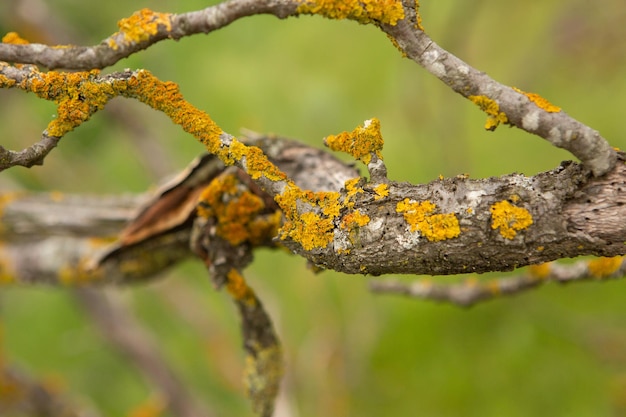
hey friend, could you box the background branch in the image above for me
[370,257,626,307]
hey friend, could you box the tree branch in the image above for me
[0,0,298,70]
[370,256,626,307]
[0,133,60,170]
[0,0,616,174]
[381,7,617,176]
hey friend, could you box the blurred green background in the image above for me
[1,0,626,416]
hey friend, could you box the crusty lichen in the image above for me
[197,173,280,246]
[244,343,284,416]
[373,183,389,200]
[513,87,561,113]
[297,0,404,25]
[587,256,623,279]
[108,8,172,50]
[274,183,343,251]
[226,268,257,306]
[341,209,370,228]
[469,95,508,131]
[396,199,460,241]
[2,32,29,45]
[325,118,384,165]
[490,200,533,239]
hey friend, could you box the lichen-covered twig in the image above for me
[369,256,626,307]
[0,0,299,70]
[191,198,283,417]
[380,7,616,176]
[0,0,616,175]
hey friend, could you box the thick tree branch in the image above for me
[282,154,626,275]
[1,146,625,285]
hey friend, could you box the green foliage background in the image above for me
[1,0,626,416]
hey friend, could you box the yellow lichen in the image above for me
[108,8,172,50]
[21,69,124,137]
[282,212,334,251]
[226,268,257,306]
[0,248,15,284]
[528,263,551,279]
[319,192,342,217]
[325,118,384,164]
[244,344,284,416]
[2,32,29,44]
[297,0,404,25]
[121,70,223,155]
[396,199,460,241]
[341,209,370,228]
[490,200,533,239]
[273,183,344,251]
[373,183,389,200]
[468,95,508,131]
[587,256,623,279]
[197,174,279,246]
[513,87,561,113]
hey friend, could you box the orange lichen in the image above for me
[513,87,561,113]
[587,256,623,279]
[528,263,551,279]
[273,180,347,251]
[2,32,29,44]
[108,8,172,50]
[341,209,370,229]
[297,0,404,25]
[325,118,384,164]
[0,73,16,88]
[114,70,228,159]
[197,173,279,246]
[282,211,334,251]
[21,69,125,137]
[396,199,460,241]
[319,192,342,217]
[490,200,533,239]
[373,183,389,200]
[468,95,508,131]
[226,268,257,306]
[241,144,288,182]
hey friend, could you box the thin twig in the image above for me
[369,257,626,307]
[0,0,298,70]
[0,133,59,171]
